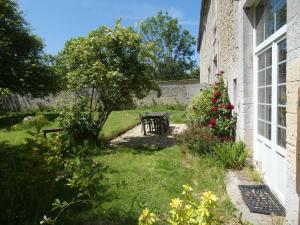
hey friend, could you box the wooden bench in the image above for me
[43,128,65,138]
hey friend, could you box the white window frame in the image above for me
[253,10,287,159]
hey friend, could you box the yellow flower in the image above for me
[182,184,193,195]
[201,191,218,204]
[141,208,150,218]
[185,204,192,210]
[138,208,159,225]
[170,198,182,209]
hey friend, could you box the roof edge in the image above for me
[197,0,210,52]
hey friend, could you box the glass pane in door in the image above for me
[277,39,287,148]
[257,48,272,140]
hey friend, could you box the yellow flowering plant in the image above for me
[138,184,221,225]
[138,208,159,225]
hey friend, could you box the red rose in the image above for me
[226,103,234,110]
[214,91,221,98]
[212,106,218,112]
[212,98,217,104]
[209,118,217,128]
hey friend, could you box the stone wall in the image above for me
[0,79,203,112]
[135,79,205,106]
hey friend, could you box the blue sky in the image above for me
[18,0,201,59]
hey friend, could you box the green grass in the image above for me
[65,146,235,225]
[0,107,236,225]
[0,107,186,145]
[101,110,140,140]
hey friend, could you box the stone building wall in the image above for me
[199,0,300,223]
[199,0,253,147]
[285,0,300,223]
[199,0,216,84]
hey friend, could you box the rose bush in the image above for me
[187,74,236,139]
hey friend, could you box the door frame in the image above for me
[252,12,287,203]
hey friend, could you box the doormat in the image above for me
[238,185,285,216]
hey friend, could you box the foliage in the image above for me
[57,21,159,142]
[0,132,64,224]
[41,155,107,225]
[0,0,61,97]
[11,114,49,130]
[0,118,106,225]
[138,184,220,225]
[213,141,247,169]
[138,208,159,225]
[58,97,98,143]
[187,75,236,138]
[176,125,219,155]
[139,11,197,80]
[186,88,214,125]
[244,166,263,183]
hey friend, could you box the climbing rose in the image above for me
[226,103,234,110]
[212,98,217,104]
[212,106,218,112]
[209,118,217,128]
[214,91,221,98]
[219,103,224,108]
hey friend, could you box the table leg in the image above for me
[160,117,163,135]
[142,119,146,135]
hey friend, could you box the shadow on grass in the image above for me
[109,126,178,151]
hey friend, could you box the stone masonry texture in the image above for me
[199,0,300,224]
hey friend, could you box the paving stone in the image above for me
[110,124,187,149]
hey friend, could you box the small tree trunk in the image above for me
[89,87,95,121]
[95,108,112,140]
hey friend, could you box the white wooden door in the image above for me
[254,39,287,204]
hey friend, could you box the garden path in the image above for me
[110,124,187,149]
[226,170,286,225]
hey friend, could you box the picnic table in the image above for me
[139,112,169,135]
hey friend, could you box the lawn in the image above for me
[65,146,234,225]
[0,106,236,225]
[0,105,186,145]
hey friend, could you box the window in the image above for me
[277,39,286,148]
[257,48,272,140]
[256,0,287,45]
[233,78,237,108]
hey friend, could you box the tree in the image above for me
[139,11,197,81]
[0,0,61,97]
[57,21,159,141]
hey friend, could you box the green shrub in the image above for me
[213,141,247,169]
[186,88,214,125]
[58,97,99,143]
[10,114,49,130]
[176,125,219,155]
[1,121,106,225]
[0,132,64,225]
[186,76,236,139]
